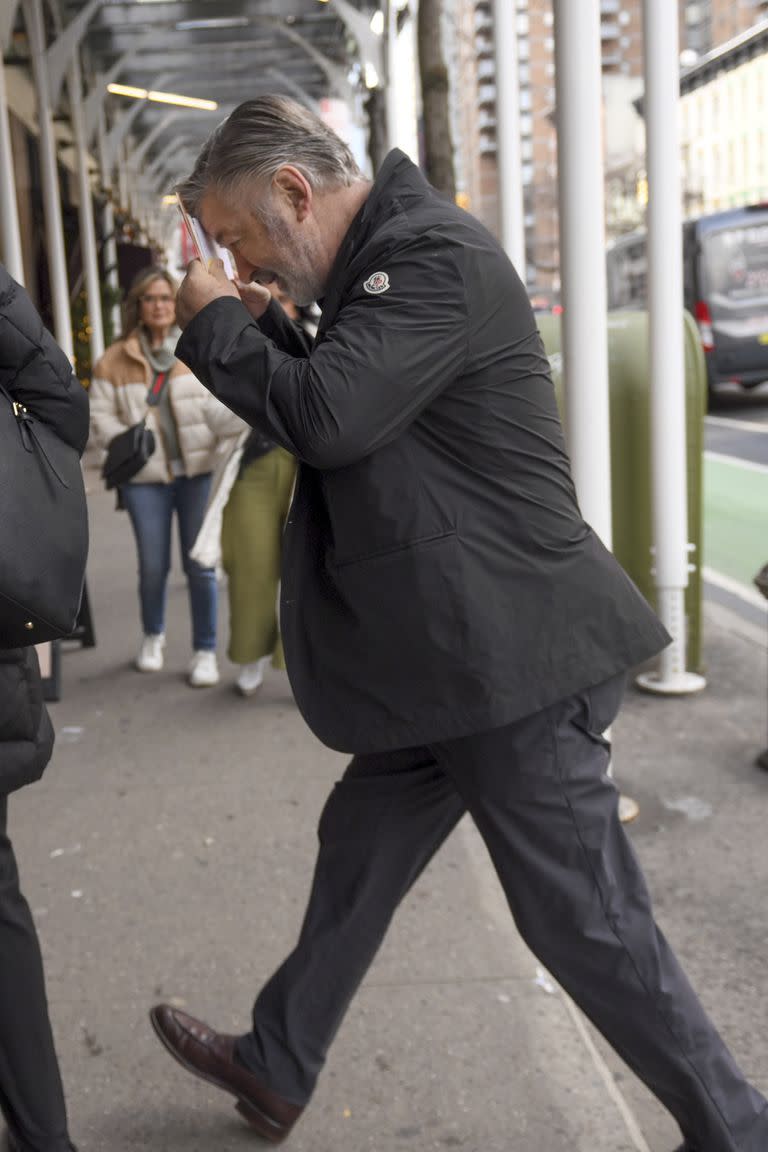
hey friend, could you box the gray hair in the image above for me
[176,95,363,215]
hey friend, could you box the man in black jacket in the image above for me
[150,98,767,1152]
[0,264,84,1151]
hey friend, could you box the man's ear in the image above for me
[273,166,312,222]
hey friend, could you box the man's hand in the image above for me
[175,258,240,330]
[236,279,272,322]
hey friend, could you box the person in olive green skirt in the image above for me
[221,442,296,694]
[191,288,308,696]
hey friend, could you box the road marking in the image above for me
[703,566,767,613]
[705,450,768,474]
[704,456,767,588]
[706,415,768,435]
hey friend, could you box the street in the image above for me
[704,385,768,626]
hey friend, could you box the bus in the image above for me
[606,204,768,396]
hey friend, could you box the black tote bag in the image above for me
[0,382,89,648]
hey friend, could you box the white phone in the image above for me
[176,193,235,278]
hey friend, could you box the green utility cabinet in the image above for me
[536,310,706,674]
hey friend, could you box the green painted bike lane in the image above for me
[704,454,768,589]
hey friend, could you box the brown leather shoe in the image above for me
[149,1005,303,1143]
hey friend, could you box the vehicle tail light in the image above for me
[694,300,715,352]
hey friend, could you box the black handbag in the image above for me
[101,420,156,489]
[0,382,89,648]
[101,369,168,490]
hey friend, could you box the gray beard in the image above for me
[258,206,324,308]
[276,266,324,308]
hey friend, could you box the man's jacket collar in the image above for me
[317,150,431,335]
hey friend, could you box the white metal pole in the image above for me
[69,53,105,364]
[637,0,705,695]
[553,0,612,547]
[384,0,398,151]
[493,0,525,274]
[0,53,25,283]
[97,105,122,340]
[554,1,642,819]
[24,0,73,360]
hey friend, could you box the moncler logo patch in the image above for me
[363,271,390,295]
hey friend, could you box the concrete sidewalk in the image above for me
[8,474,768,1152]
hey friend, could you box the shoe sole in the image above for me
[148,1009,288,1143]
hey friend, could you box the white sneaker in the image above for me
[235,656,270,697]
[136,633,165,673]
[188,650,220,688]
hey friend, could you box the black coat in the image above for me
[0,648,54,795]
[178,151,670,754]
[0,267,89,455]
[0,264,89,791]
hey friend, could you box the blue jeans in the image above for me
[121,475,217,651]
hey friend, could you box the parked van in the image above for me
[607,204,768,396]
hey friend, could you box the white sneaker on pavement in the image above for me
[136,633,165,673]
[235,656,270,697]
[188,650,220,687]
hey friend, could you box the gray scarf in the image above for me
[137,326,183,466]
[138,327,177,376]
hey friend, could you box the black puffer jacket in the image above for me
[0,265,89,453]
[0,649,55,794]
[0,264,89,793]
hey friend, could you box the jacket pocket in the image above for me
[329,530,466,696]
[333,529,456,571]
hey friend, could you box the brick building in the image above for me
[450,0,768,299]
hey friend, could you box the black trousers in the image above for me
[236,675,768,1152]
[0,797,71,1152]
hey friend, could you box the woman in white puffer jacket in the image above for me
[90,266,224,687]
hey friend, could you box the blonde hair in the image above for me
[122,266,177,338]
